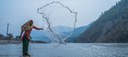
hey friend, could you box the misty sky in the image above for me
[0,0,120,36]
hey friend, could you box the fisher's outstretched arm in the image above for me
[33,25,43,30]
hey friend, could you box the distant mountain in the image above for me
[52,26,72,32]
[76,0,128,43]
[67,25,90,42]
[31,26,72,42]
[52,26,72,37]
[31,30,51,42]
[73,25,90,37]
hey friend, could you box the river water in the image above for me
[0,43,128,57]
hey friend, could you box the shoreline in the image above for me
[0,40,47,44]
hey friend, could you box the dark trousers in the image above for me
[22,36,29,55]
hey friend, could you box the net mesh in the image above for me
[37,1,77,44]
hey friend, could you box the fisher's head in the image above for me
[29,20,33,26]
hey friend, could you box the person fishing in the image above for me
[19,20,43,56]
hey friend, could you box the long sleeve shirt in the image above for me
[22,25,41,40]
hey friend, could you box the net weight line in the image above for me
[37,1,78,44]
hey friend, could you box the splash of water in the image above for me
[37,1,77,44]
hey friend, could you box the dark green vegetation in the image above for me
[76,0,128,43]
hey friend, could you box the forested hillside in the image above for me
[76,0,128,43]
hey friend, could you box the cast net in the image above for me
[37,1,77,44]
